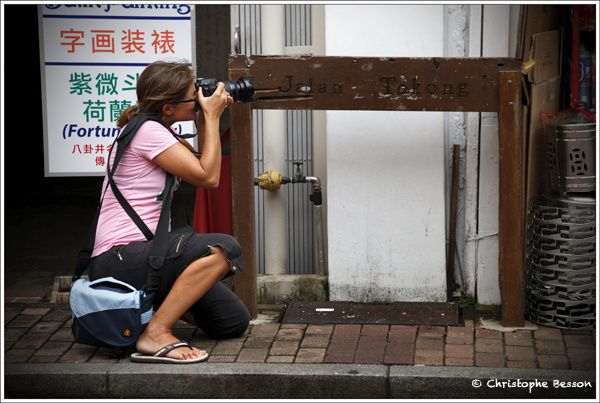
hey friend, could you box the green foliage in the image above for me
[456,293,476,309]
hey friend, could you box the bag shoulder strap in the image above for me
[145,172,175,294]
[106,118,155,241]
[73,115,175,282]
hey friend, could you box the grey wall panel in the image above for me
[286,110,314,274]
[233,4,315,275]
[232,5,266,274]
[285,4,315,274]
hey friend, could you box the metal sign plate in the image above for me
[230,55,521,112]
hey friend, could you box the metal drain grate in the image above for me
[281,301,460,326]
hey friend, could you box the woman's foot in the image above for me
[136,325,205,360]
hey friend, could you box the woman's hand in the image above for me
[197,82,234,121]
[194,106,205,132]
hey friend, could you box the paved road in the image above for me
[3,300,596,399]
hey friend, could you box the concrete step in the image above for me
[4,363,596,399]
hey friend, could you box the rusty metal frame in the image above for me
[229,55,524,327]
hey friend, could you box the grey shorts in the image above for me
[88,226,243,306]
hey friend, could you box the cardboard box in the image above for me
[518,5,559,60]
[529,30,561,83]
[526,29,561,204]
[527,77,561,203]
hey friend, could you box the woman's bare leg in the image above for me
[136,247,229,360]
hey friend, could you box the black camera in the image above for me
[195,77,254,103]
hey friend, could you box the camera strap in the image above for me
[174,132,197,139]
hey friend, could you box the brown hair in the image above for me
[117,61,195,128]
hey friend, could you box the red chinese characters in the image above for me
[72,144,113,155]
[59,28,176,54]
[122,29,146,54]
[60,29,85,53]
[151,30,175,54]
[91,30,115,53]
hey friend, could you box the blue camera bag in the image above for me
[70,277,154,348]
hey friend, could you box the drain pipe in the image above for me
[260,5,287,276]
[255,164,327,276]
[305,176,326,277]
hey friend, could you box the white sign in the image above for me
[39,4,195,176]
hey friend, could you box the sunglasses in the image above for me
[171,89,198,104]
[170,97,196,104]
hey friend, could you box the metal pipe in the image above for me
[313,204,326,275]
[305,176,325,275]
[254,169,327,275]
[304,176,321,188]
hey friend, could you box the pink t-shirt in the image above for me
[92,120,179,257]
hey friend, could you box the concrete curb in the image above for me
[389,366,596,399]
[5,363,596,399]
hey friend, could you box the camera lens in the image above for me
[196,77,254,103]
[224,77,254,102]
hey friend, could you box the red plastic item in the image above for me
[570,5,580,109]
[579,5,596,30]
[193,128,233,235]
[540,108,596,130]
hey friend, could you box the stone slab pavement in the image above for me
[3,300,597,399]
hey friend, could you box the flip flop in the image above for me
[130,341,208,364]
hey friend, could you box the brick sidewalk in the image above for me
[4,302,595,370]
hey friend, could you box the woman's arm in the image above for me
[176,137,198,155]
[153,84,231,188]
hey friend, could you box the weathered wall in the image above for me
[476,5,512,304]
[324,5,447,302]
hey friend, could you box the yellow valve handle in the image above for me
[521,59,536,75]
[257,170,283,191]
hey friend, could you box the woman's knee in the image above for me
[220,320,250,339]
[198,303,251,339]
[236,305,252,333]
[202,320,249,340]
[222,305,250,339]
[208,234,241,258]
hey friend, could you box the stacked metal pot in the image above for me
[526,120,596,329]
